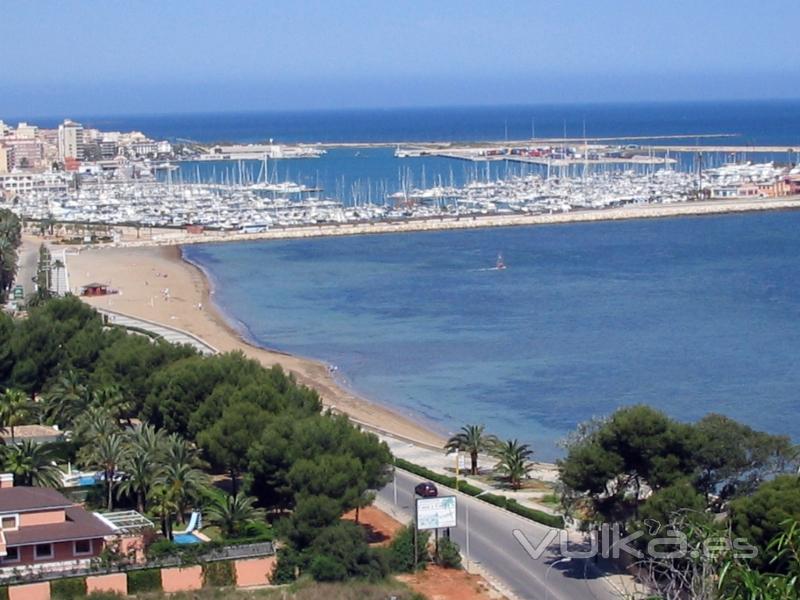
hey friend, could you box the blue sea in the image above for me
[185,210,800,460]
[24,100,800,204]
[75,100,797,459]
[23,99,800,144]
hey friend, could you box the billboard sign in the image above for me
[416,495,457,530]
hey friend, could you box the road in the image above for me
[378,469,622,600]
[14,237,41,298]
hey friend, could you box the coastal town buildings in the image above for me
[0,146,10,174]
[57,119,84,162]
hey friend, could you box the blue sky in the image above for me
[2,0,799,116]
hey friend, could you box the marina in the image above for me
[4,154,799,237]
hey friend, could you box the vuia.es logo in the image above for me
[512,523,757,561]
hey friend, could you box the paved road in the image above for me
[379,469,622,600]
[97,309,216,355]
[14,238,40,297]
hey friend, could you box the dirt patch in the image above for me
[397,564,505,600]
[345,507,505,599]
[342,506,403,546]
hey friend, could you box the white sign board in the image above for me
[416,496,457,530]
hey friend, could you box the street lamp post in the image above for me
[544,557,572,600]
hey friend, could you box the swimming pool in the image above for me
[173,533,202,545]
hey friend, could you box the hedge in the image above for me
[395,458,565,528]
[203,560,236,587]
[506,499,565,529]
[479,493,508,508]
[394,458,480,495]
[50,577,86,599]
[0,586,7,600]
[127,569,162,594]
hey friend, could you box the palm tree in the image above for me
[3,440,63,488]
[43,371,89,428]
[128,422,167,458]
[117,451,155,514]
[90,384,133,425]
[492,439,534,490]
[80,433,128,510]
[206,492,266,539]
[155,434,208,524]
[0,388,32,443]
[72,406,119,444]
[51,259,65,296]
[150,485,180,541]
[155,461,209,525]
[444,424,498,476]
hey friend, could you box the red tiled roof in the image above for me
[4,506,115,546]
[0,488,71,513]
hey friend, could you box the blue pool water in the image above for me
[173,533,201,545]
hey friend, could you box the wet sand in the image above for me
[67,244,446,448]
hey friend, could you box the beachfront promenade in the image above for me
[96,308,217,355]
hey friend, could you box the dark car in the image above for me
[414,481,438,497]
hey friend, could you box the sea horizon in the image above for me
[7,98,800,145]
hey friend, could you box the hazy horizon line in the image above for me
[5,96,800,125]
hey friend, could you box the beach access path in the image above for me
[97,308,217,355]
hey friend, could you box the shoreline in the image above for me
[67,243,448,449]
[110,196,800,247]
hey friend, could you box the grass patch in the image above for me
[539,493,561,507]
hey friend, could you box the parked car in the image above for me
[414,481,438,497]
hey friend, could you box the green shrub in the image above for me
[271,547,301,584]
[127,569,162,594]
[222,520,274,545]
[309,554,348,582]
[394,458,455,487]
[308,521,389,582]
[455,481,483,496]
[506,499,565,529]
[50,577,86,599]
[0,586,8,600]
[388,523,430,572]
[145,537,179,559]
[480,493,508,508]
[203,560,235,587]
[86,592,123,599]
[395,458,485,495]
[436,537,463,569]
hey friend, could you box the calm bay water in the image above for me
[185,211,800,460]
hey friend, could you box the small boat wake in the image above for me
[474,253,508,271]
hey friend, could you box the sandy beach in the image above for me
[66,244,447,448]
